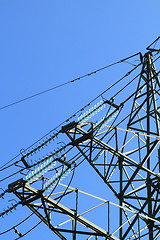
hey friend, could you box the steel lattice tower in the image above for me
[2,37,160,239]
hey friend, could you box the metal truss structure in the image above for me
[2,37,160,239]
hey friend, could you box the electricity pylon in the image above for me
[6,37,160,239]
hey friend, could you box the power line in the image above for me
[2,51,154,173]
[0,52,141,111]
[0,60,142,172]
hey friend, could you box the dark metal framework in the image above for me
[8,39,160,239]
[8,178,119,240]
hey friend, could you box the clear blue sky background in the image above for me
[0,1,160,239]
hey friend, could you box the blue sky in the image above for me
[0,1,160,239]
